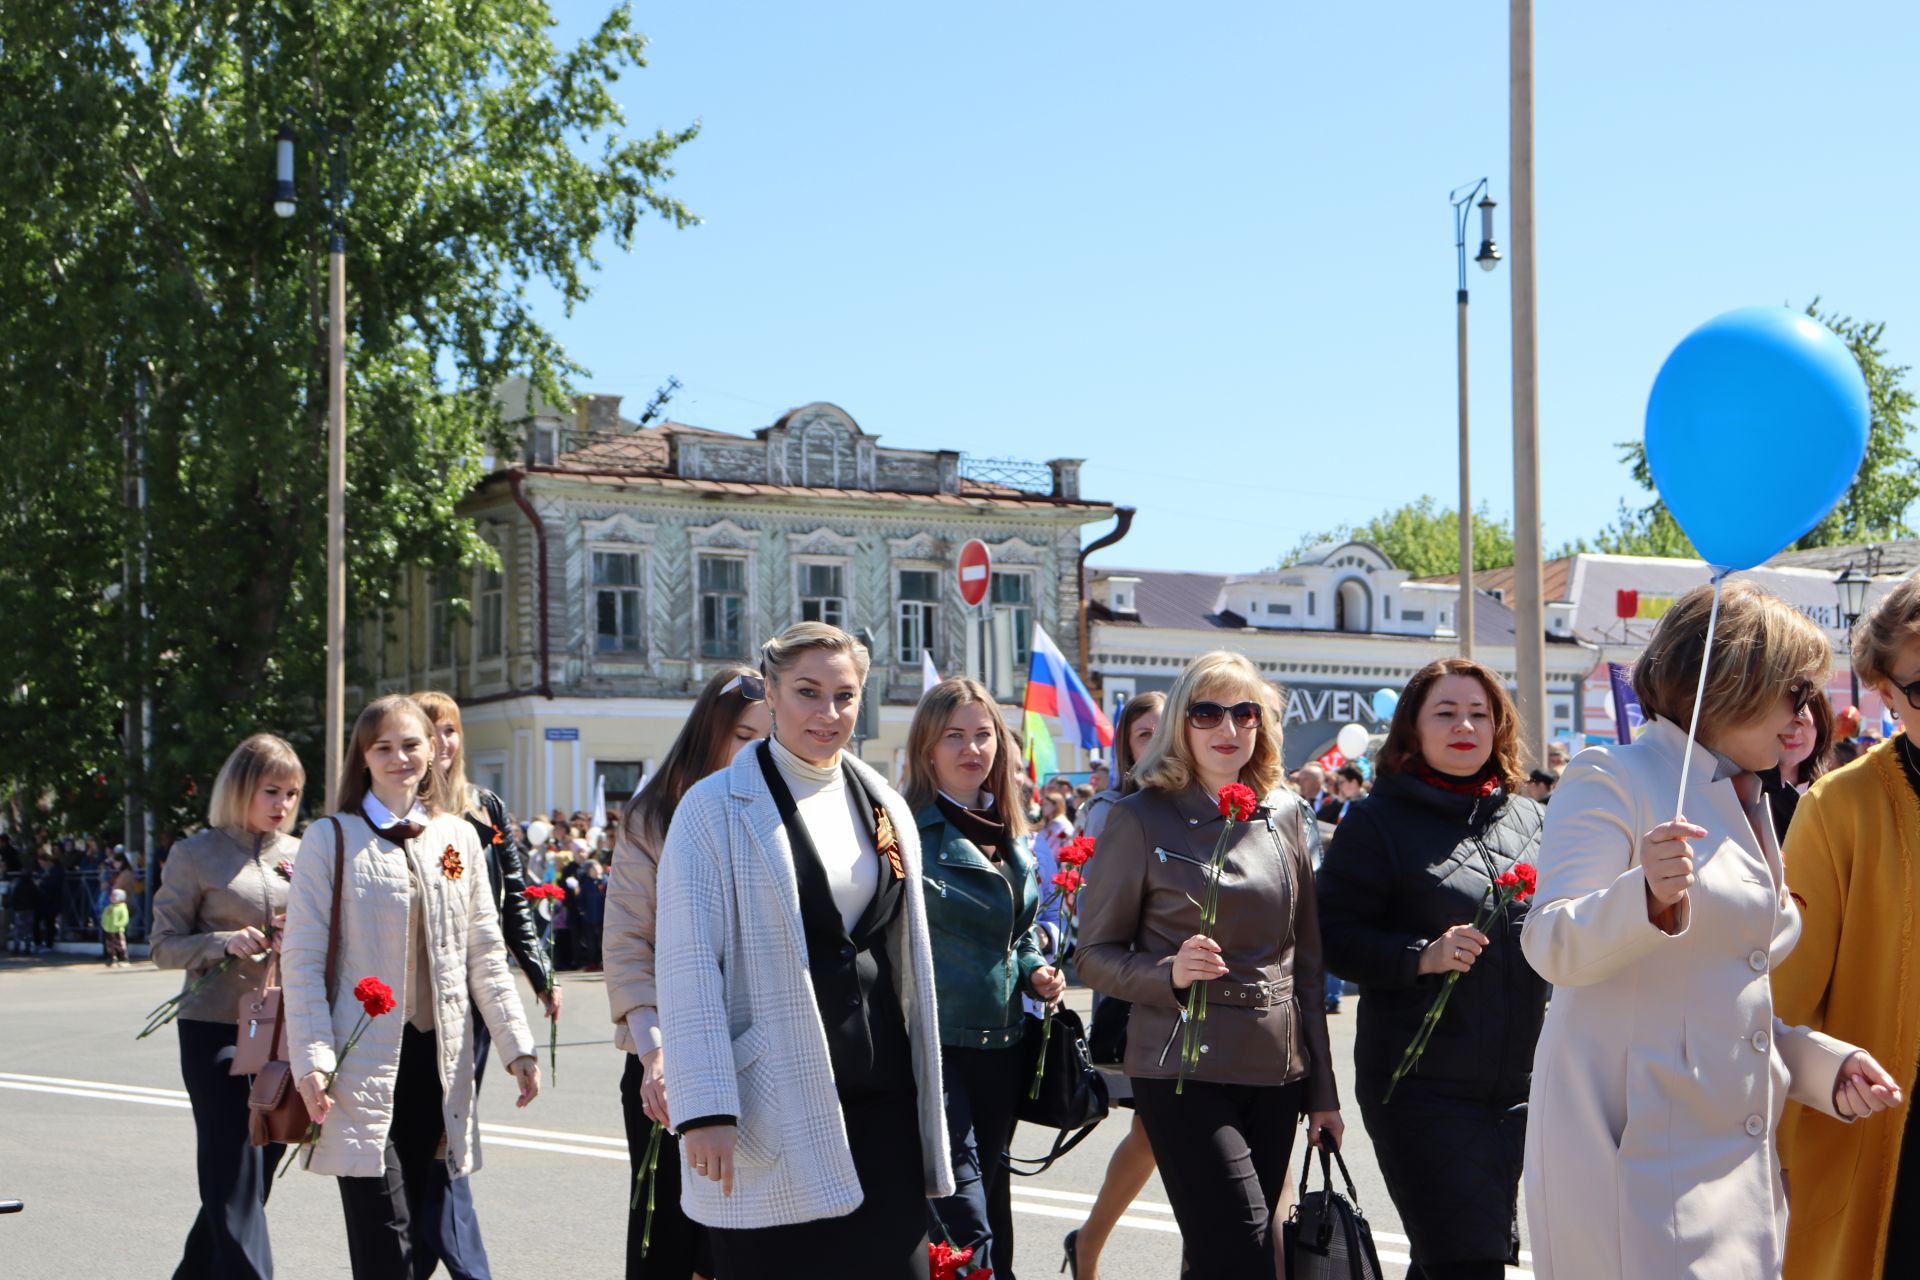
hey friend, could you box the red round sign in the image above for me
[957,539,992,607]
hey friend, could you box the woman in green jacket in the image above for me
[907,678,1066,1278]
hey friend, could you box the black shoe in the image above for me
[1061,1229,1079,1278]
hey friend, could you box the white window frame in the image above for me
[529,420,559,466]
[474,543,506,662]
[795,556,850,630]
[698,552,752,661]
[895,564,941,666]
[592,544,648,658]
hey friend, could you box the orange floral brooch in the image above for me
[441,843,464,881]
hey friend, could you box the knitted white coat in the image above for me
[656,745,955,1229]
[281,810,537,1179]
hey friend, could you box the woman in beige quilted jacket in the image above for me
[281,694,540,1279]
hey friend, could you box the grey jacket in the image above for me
[656,746,955,1229]
[150,827,299,1023]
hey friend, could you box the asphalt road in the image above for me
[0,955,1531,1279]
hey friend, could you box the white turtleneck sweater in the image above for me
[769,735,879,933]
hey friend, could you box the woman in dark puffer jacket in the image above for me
[1316,658,1548,1280]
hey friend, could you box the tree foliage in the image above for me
[0,1,696,837]
[1284,497,1516,579]
[1596,303,1917,558]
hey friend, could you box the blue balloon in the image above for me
[1645,307,1869,571]
[1371,688,1399,721]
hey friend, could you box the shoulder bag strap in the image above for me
[1001,1120,1103,1176]
[326,817,345,1004]
[261,950,290,1062]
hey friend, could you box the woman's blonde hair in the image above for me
[902,679,1030,840]
[1852,575,1920,692]
[1633,580,1831,735]
[761,620,871,685]
[412,690,482,818]
[207,734,306,833]
[334,694,450,817]
[1133,651,1284,796]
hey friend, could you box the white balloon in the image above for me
[526,819,553,848]
[1336,723,1370,759]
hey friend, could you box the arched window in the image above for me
[1335,578,1371,633]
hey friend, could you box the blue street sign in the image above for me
[544,727,579,741]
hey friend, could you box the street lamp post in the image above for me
[274,124,350,804]
[1451,179,1502,658]
[1835,564,1872,711]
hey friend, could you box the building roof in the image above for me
[518,468,1106,511]
[1418,556,1577,604]
[1765,540,1920,576]
[1088,566,1528,646]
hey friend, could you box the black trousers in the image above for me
[619,1052,710,1278]
[1133,1075,1305,1280]
[1884,1091,1920,1277]
[336,1024,452,1280]
[1406,1264,1507,1279]
[709,1091,930,1280]
[928,1043,1026,1278]
[174,1018,282,1280]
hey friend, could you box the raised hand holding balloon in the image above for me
[1644,306,1869,817]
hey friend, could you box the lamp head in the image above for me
[272,124,297,219]
[1475,194,1500,271]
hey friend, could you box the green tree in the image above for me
[1284,496,1517,579]
[0,1,696,837]
[1601,303,1917,557]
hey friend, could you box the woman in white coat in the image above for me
[656,623,953,1279]
[1522,582,1902,1279]
[281,694,541,1279]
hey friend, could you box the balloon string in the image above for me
[1672,573,1726,821]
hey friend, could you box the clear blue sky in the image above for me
[535,1,1920,574]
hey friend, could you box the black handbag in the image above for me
[1283,1135,1384,1280]
[1003,1008,1109,1176]
[1086,993,1130,1065]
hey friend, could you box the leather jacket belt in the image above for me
[1206,975,1293,1008]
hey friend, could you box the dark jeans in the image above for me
[414,1015,495,1280]
[336,1024,450,1280]
[928,1043,1026,1278]
[175,1018,282,1280]
[619,1052,706,1279]
[1133,1075,1305,1280]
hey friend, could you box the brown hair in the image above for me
[1852,575,1920,692]
[411,690,482,819]
[207,734,306,833]
[1110,691,1167,796]
[619,664,762,861]
[1632,581,1830,737]
[1133,651,1284,796]
[334,694,450,817]
[761,621,871,686]
[902,678,1031,839]
[1376,658,1525,792]
[1791,690,1836,786]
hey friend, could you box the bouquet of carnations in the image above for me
[1028,834,1095,1100]
[1173,783,1261,1094]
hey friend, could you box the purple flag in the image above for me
[1608,662,1645,743]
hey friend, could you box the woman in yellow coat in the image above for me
[1777,576,1920,1279]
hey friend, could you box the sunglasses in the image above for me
[1886,674,1920,713]
[1787,679,1819,716]
[1187,700,1263,730]
[720,673,767,702]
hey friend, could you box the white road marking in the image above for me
[0,1072,1532,1275]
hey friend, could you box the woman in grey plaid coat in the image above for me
[657,623,954,1279]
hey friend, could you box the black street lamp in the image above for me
[1835,563,1872,711]
[1451,178,1501,658]
[273,123,351,801]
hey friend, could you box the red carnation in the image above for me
[1217,782,1259,822]
[1495,870,1519,889]
[1051,868,1083,895]
[929,1241,975,1280]
[1513,863,1538,900]
[1056,836,1096,867]
[353,976,396,1019]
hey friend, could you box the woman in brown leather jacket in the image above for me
[150,733,305,1280]
[1077,650,1342,1280]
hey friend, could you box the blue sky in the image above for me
[535,1,1920,574]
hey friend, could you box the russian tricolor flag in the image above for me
[1022,624,1114,751]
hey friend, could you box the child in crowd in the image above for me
[100,887,129,967]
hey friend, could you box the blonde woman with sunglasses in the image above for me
[1076,651,1340,1280]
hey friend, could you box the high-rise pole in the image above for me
[325,166,347,807]
[1457,289,1474,658]
[1509,0,1547,764]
